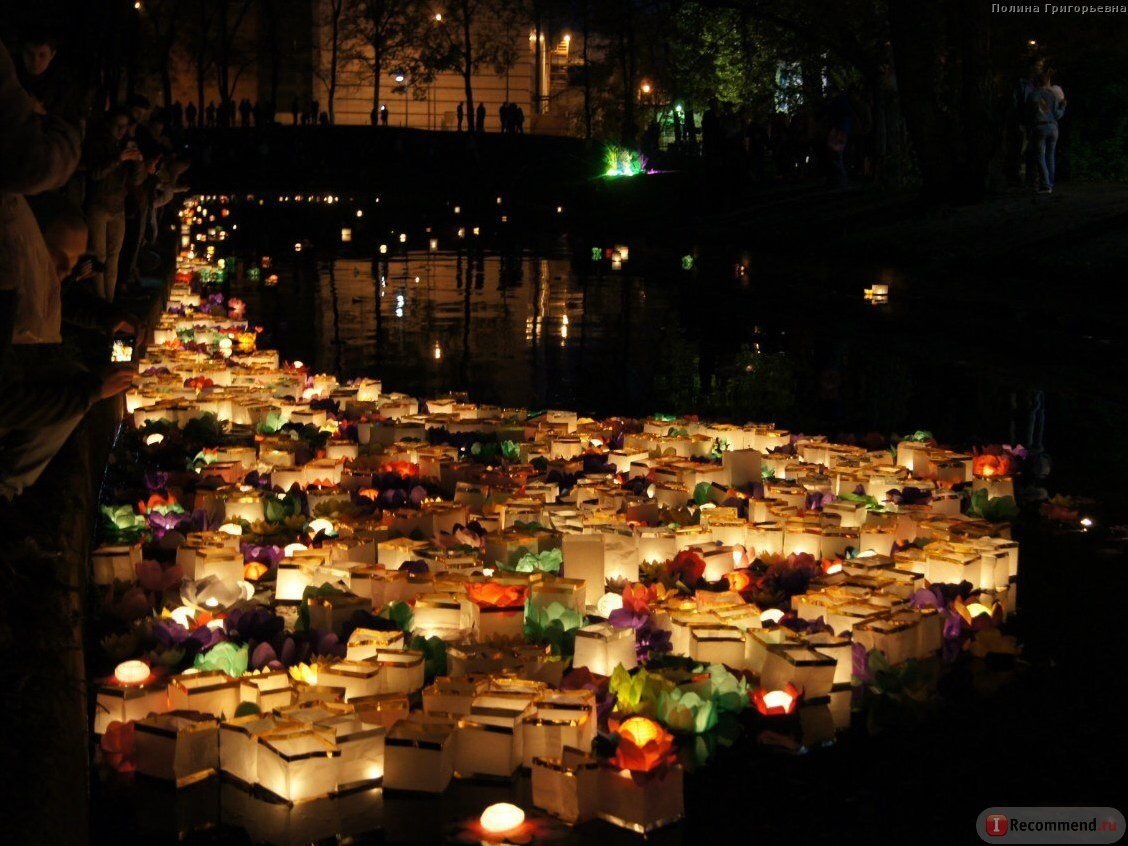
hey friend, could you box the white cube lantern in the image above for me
[134,711,220,786]
[384,718,456,793]
[805,631,854,686]
[688,623,747,668]
[760,646,836,698]
[371,649,425,694]
[746,627,806,675]
[572,623,637,677]
[345,628,405,661]
[91,543,143,585]
[521,689,597,767]
[240,670,295,712]
[454,691,537,779]
[256,729,339,803]
[531,748,600,824]
[168,671,242,719]
[422,675,489,718]
[314,714,385,789]
[597,763,684,834]
[94,680,169,735]
[318,661,383,701]
[220,714,302,785]
[527,576,586,619]
[853,613,922,665]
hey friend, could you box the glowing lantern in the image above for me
[114,660,151,685]
[599,717,683,832]
[753,682,800,716]
[726,569,752,593]
[169,605,197,628]
[307,517,335,537]
[596,591,624,619]
[144,433,165,446]
[217,522,243,536]
[479,803,525,839]
[760,608,785,625]
[243,561,269,581]
[256,729,339,802]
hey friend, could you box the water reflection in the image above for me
[222,201,1125,506]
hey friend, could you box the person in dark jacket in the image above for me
[83,107,143,301]
[0,43,133,499]
[1,202,135,498]
[475,102,486,132]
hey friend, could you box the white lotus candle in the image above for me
[114,660,151,685]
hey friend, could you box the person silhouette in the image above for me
[475,102,485,132]
[456,101,464,131]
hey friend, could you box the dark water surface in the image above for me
[219,196,1124,509]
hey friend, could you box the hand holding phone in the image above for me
[111,334,136,363]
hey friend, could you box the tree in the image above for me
[183,0,221,115]
[213,0,256,107]
[316,0,349,123]
[428,0,510,132]
[341,0,433,115]
[138,0,183,107]
[259,0,283,113]
[887,0,995,202]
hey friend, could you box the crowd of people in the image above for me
[0,29,193,501]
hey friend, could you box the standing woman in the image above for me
[1027,69,1066,194]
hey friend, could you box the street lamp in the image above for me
[394,73,408,127]
[640,82,652,95]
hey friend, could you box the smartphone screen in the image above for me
[111,337,135,363]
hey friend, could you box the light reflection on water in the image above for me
[225,208,1126,506]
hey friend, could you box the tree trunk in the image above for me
[462,2,474,132]
[888,0,993,203]
[328,4,342,124]
[372,41,382,114]
[618,23,635,146]
[582,0,591,140]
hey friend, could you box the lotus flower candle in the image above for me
[753,682,801,716]
[598,717,684,833]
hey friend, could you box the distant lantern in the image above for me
[341,228,352,242]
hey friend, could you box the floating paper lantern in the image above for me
[114,659,152,685]
[753,682,801,716]
[256,729,339,803]
[573,623,637,676]
[479,803,526,839]
[596,591,624,619]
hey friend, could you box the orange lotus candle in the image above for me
[753,682,801,716]
[610,717,676,773]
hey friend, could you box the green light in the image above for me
[681,255,694,270]
[591,247,602,261]
[602,144,646,177]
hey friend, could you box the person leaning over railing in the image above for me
[0,41,134,500]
